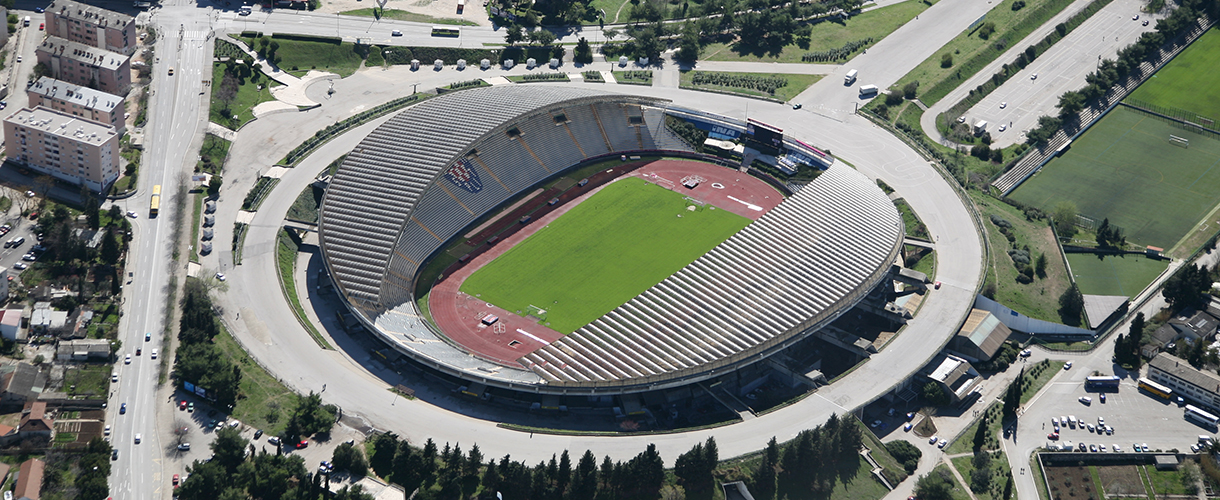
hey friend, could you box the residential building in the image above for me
[14,458,44,500]
[0,363,43,407]
[57,339,110,361]
[44,0,136,55]
[0,309,21,342]
[35,36,131,96]
[17,402,54,442]
[1147,353,1220,412]
[27,77,126,135]
[4,107,121,192]
[948,309,1013,362]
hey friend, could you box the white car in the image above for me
[1105,426,1113,435]
[11,263,26,270]
[150,349,157,359]
[1098,417,1104,426]
[1113,444,1121,452]
[999,124,1008,132]
[104,425,111,436]
[1086,423,1095,432]
[1079,396,1091,404]
[124,354,131,364]
[938,439,947,449]
[391,30,403,36]
[24,191,34,198]
[1000,102,1007,109]
[1064,361,1073,370]
[111,372,118,382]
[127,211,138,218]
[957,116,966,123]
[134,434,142,444]
[1099,444,1106,452]
[1031,73,1038,80]
[215,272,226,282]
[20,254,36,262]
[1051,417,1058,426]
[929,435,939,444]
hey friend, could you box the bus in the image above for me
[1138,377,1172,400]
[1186,405,1220,427]
[1085,376,1121,390]
[150,184,161,217]
[431,26,460,37]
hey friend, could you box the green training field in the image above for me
[1009,106,1220,250]
[1065,253,1168,297]
[1126,28,1220,124]
[461,177,750,334]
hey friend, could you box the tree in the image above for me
[208,175,223,198]
[211,427,250,474]
[571,450,598,500]
[1035,252,1048,278]
[334,485,376,500]
[972,414,989,451]
[886,440,922,474]
[216,72,239,116]
[1051,201,1077,237]
[172,419,192,445]
[922,381,950,406]
[1058,284,1084,326]
[528,29,556,46]
[1163,264,1211,310]
[283,391,335,441]
[915,468,955,500]
[676,22,700,64]
[978,22,996,39]
[941,53,954,68]
[100,230,121,266]
[1057,90,1086,118]
[504,26,526,45]
[332,442,369,477]
[970,451,993,492]
[574,37,594,64]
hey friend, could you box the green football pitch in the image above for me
[1126,28,1220,124]
[460,176,751,334]
[1065,253,1168,298]
[1009,106,1220,250]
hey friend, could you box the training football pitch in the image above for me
[1065,253,1168,298]
[1126,28,1220,124]
[1010,106,1220,251]
[460,176,750,334]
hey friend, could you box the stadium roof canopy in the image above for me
[319,86,903,394]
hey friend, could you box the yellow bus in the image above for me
[431,26,460,37]
[150,184,161,217]
[1138,377,1172,400]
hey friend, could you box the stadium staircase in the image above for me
[991,15,1216,195]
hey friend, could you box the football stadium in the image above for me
[319,86,906,399]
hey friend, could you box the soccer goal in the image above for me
[683,197,706,212]
[1170,135,1190,148]
[526,305,548,321]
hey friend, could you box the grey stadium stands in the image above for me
[319,86,903,395]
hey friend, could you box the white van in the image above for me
[239,5,252,15]
[844,69,858,85]
[22,16,30,27]
[859,84,878,97]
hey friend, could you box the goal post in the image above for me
[1170,134,1190,148]
[526,305,548,321]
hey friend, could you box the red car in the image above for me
[178,400,187,410]
[39,23,44,30]
[173,474,179,487]
[1047,432,1059,440]
[297,440,309,449]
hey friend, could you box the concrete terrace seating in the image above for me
[561,104,613,157]
[596,102,645,151]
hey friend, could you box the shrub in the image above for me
[1011,0,1026,9]
[941,53,954,68]
[885,92,904,106]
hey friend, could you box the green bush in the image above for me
[690,72,787,95]
[802,38,874,62]
[582,71,604,82]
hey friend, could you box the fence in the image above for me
[1120,100,1220,140]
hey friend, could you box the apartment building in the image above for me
[44,0,136,56]
[35,36,130,96]
[27,77,126,135]
[3,107,120,192]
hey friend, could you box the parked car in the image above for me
[929,436,939,444]
[1064,361,1073,369]
[268,436,281,446]
[188,402,194,413]
[297,440,309,449]
[1079,396,1092,405]
[11,263,26,270]
[173,474,180,487]
[254,429,263,439]
[177,443,190,451]
[134,434,141,444]
[179,400,187,410]
[903,422,913,432]
[1047,432,1059,440]
[104,425,111,436]
[937,439,947,449]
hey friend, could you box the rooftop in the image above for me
[6,107,118,145]
[46,0,134,27]
[1150,353,1220,394]
[14,458,43,500]
[29,77,123,114]
[38,36,127,71]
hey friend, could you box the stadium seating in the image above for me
[561,104,613,157]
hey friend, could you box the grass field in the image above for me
[1065,253,1168,297]
[214,324,296,435]
[1010,106,1220,252]
[679,71,822,101]
[973,193,1074,323]
[237,35,365,78]
[892,0,1077,106]
[461,176,749,333]
[208,63,280,130]
[701,0,936,64]
[1126,28,1220,124]
[338,8,479,26]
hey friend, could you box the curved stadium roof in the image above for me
[319,86,904,393]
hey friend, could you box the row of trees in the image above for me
[171,278,242,410]
[1028,0,1218,144]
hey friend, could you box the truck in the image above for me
[844,69,858,85]
[974,120,988,134]
[22,16,29,26]
[859,84,878,97]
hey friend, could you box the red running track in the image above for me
[428,160,784,368]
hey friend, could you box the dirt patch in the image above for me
[1044,465,1100,500]
[1097,465,1146,498]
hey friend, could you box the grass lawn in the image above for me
[237,35,365,78]
[190,192,202,263]
[679,71,822,102]
[277,229,331,350]
[64,364,110,397]
[931,463,975,500]
[612,70,653,85]
[893,0,1077,106]
[896,200,929,239]
[214,324,297,435]
[910,249,935,278]
[198,134,230,174]
[702,0,936,64]
[1065,253,1168,297]
[461,177,749,333]
[951,453,1009,500]
[287,185,323,224]
[1126,28,1220,123]
[1144,465,1190,495]
[974,193,1075,323]
[1009,107,1220,253]
[208,63,280,130]
[338,8,478,26]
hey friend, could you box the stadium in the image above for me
[318,86,906,401]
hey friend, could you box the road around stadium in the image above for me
[430,159,783,367]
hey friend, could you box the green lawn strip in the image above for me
[1126,29,1220,123]
[950,456,995,500]
[190,192,202,263]
[213,324,296,436]
[973,192,1074,323]
[286,184,322,224]
[1020,361,1065,405]
[679,71,822,101]
[1144,466,1188,495]
[1137,465,1155,499]
[612,70,653,85]
[702,0,937,63]
[910,249,936,278]
[1034,340,1093,351]
[197,134,230,173]
[947,401,1004,455]
[896,199,930,239]
[1030,453,1050,500]
[589,0,631,23]
[896,0,1078,106]
[208,63,280,130]
[238,34,365,78]
[890,101,1021,179]
[338,8,479,25]
[1090,466,1106,497]
[276,229,333,350]
[1009,106,1220,251]
[1064,253,1168,297]
[461,177,749,333]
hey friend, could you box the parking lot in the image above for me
[1017,374,1213,454]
